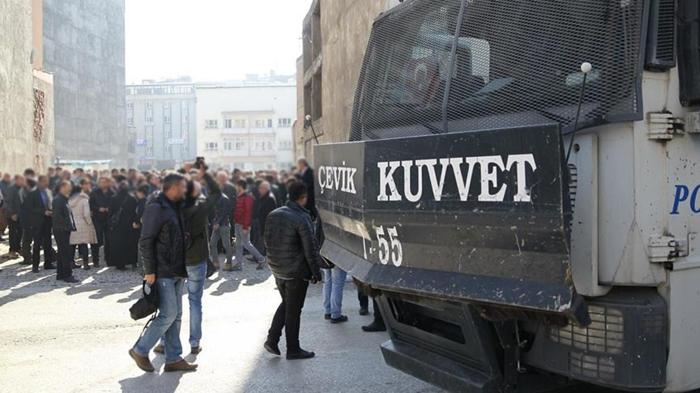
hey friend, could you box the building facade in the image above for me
[294,0,400,161]
[0,0,55,174]
[126,81,197,170]
[43,0,128,166]
[196,81,295,171]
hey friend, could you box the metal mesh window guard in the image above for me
[351,0,645,141]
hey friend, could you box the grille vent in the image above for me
[645,0,677,71]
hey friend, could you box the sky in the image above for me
[125,0,313,84]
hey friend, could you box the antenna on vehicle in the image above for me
[565,62,592,164]
[304,114,320,144]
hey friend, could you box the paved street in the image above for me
[0,243,439,393]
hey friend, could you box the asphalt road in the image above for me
[0,242,440,393]
[0,241,624,393]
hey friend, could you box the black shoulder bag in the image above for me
[129,281,159,320]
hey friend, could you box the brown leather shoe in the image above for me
[164,359,198,372]
[190,346,202,355]
[153,344,164,354]
[128,349,155,372]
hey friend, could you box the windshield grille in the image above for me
[351,0,645,141]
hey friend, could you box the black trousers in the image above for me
[358,290,384,326]
[358,289,369,309]
[21,227,33,262]
[54,230,72,279]
[267,278,309,352]
[71,244,89,266]
[91,221,109,265]
[32,221,55,270]
[8,219,22,253]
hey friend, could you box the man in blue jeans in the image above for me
[323,267,348,323]
[129,173,197,373]
[154,162,222,356]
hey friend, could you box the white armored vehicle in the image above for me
[314,0,700,391]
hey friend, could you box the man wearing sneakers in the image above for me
[228,179,265,271]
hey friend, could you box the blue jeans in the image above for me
[133,278,184,364]
[187,262,206,347]
[209,225,233,265]
[233,224,264,264]
[323,267,347,319]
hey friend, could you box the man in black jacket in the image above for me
[295,158,316,218]
[5,175,25,258]
[263,181,322,360]
[129,173,197,373]
[26,176,55,273]
[89,177,113,267]
[255,181,278,256]
[52,181,77,283]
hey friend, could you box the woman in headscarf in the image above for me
[108,179,139,270]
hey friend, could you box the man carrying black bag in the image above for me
[263,181,323,360]
[128,173,197,373]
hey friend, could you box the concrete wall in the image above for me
[294,0,399,162]
[0,0,44,174]
[43,0,127,166]
[31,69,56,171]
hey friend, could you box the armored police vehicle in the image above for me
[314,0,700,391]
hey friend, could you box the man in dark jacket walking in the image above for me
[129,173,197,373]
[52,181,77,283]
[263,181,322,360]
[155,164,221,355]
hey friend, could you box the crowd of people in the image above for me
[0,158,385,373]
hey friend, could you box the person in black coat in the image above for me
[52,181,77,283]
[295,158,316,218]
[255,181,278,256]
[5,175,25,257]
[89,177,114,266]
[108,181,139,270]
[25,176,56,272]
[263,181,322,360]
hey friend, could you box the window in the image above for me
[278,118,292,127]
[163,102,172,124]
[234,119,246,128]
[127,102,134,127]
[205,120,218,129]
[205,142,218,151]
[234,137,246,150]
[278,140,292,150]
[145,102,154,123]
[254,119,267,128]
[224,141,233,151]
[267,119,273,128]
[224,119,232,129]
[251,136,274,151]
